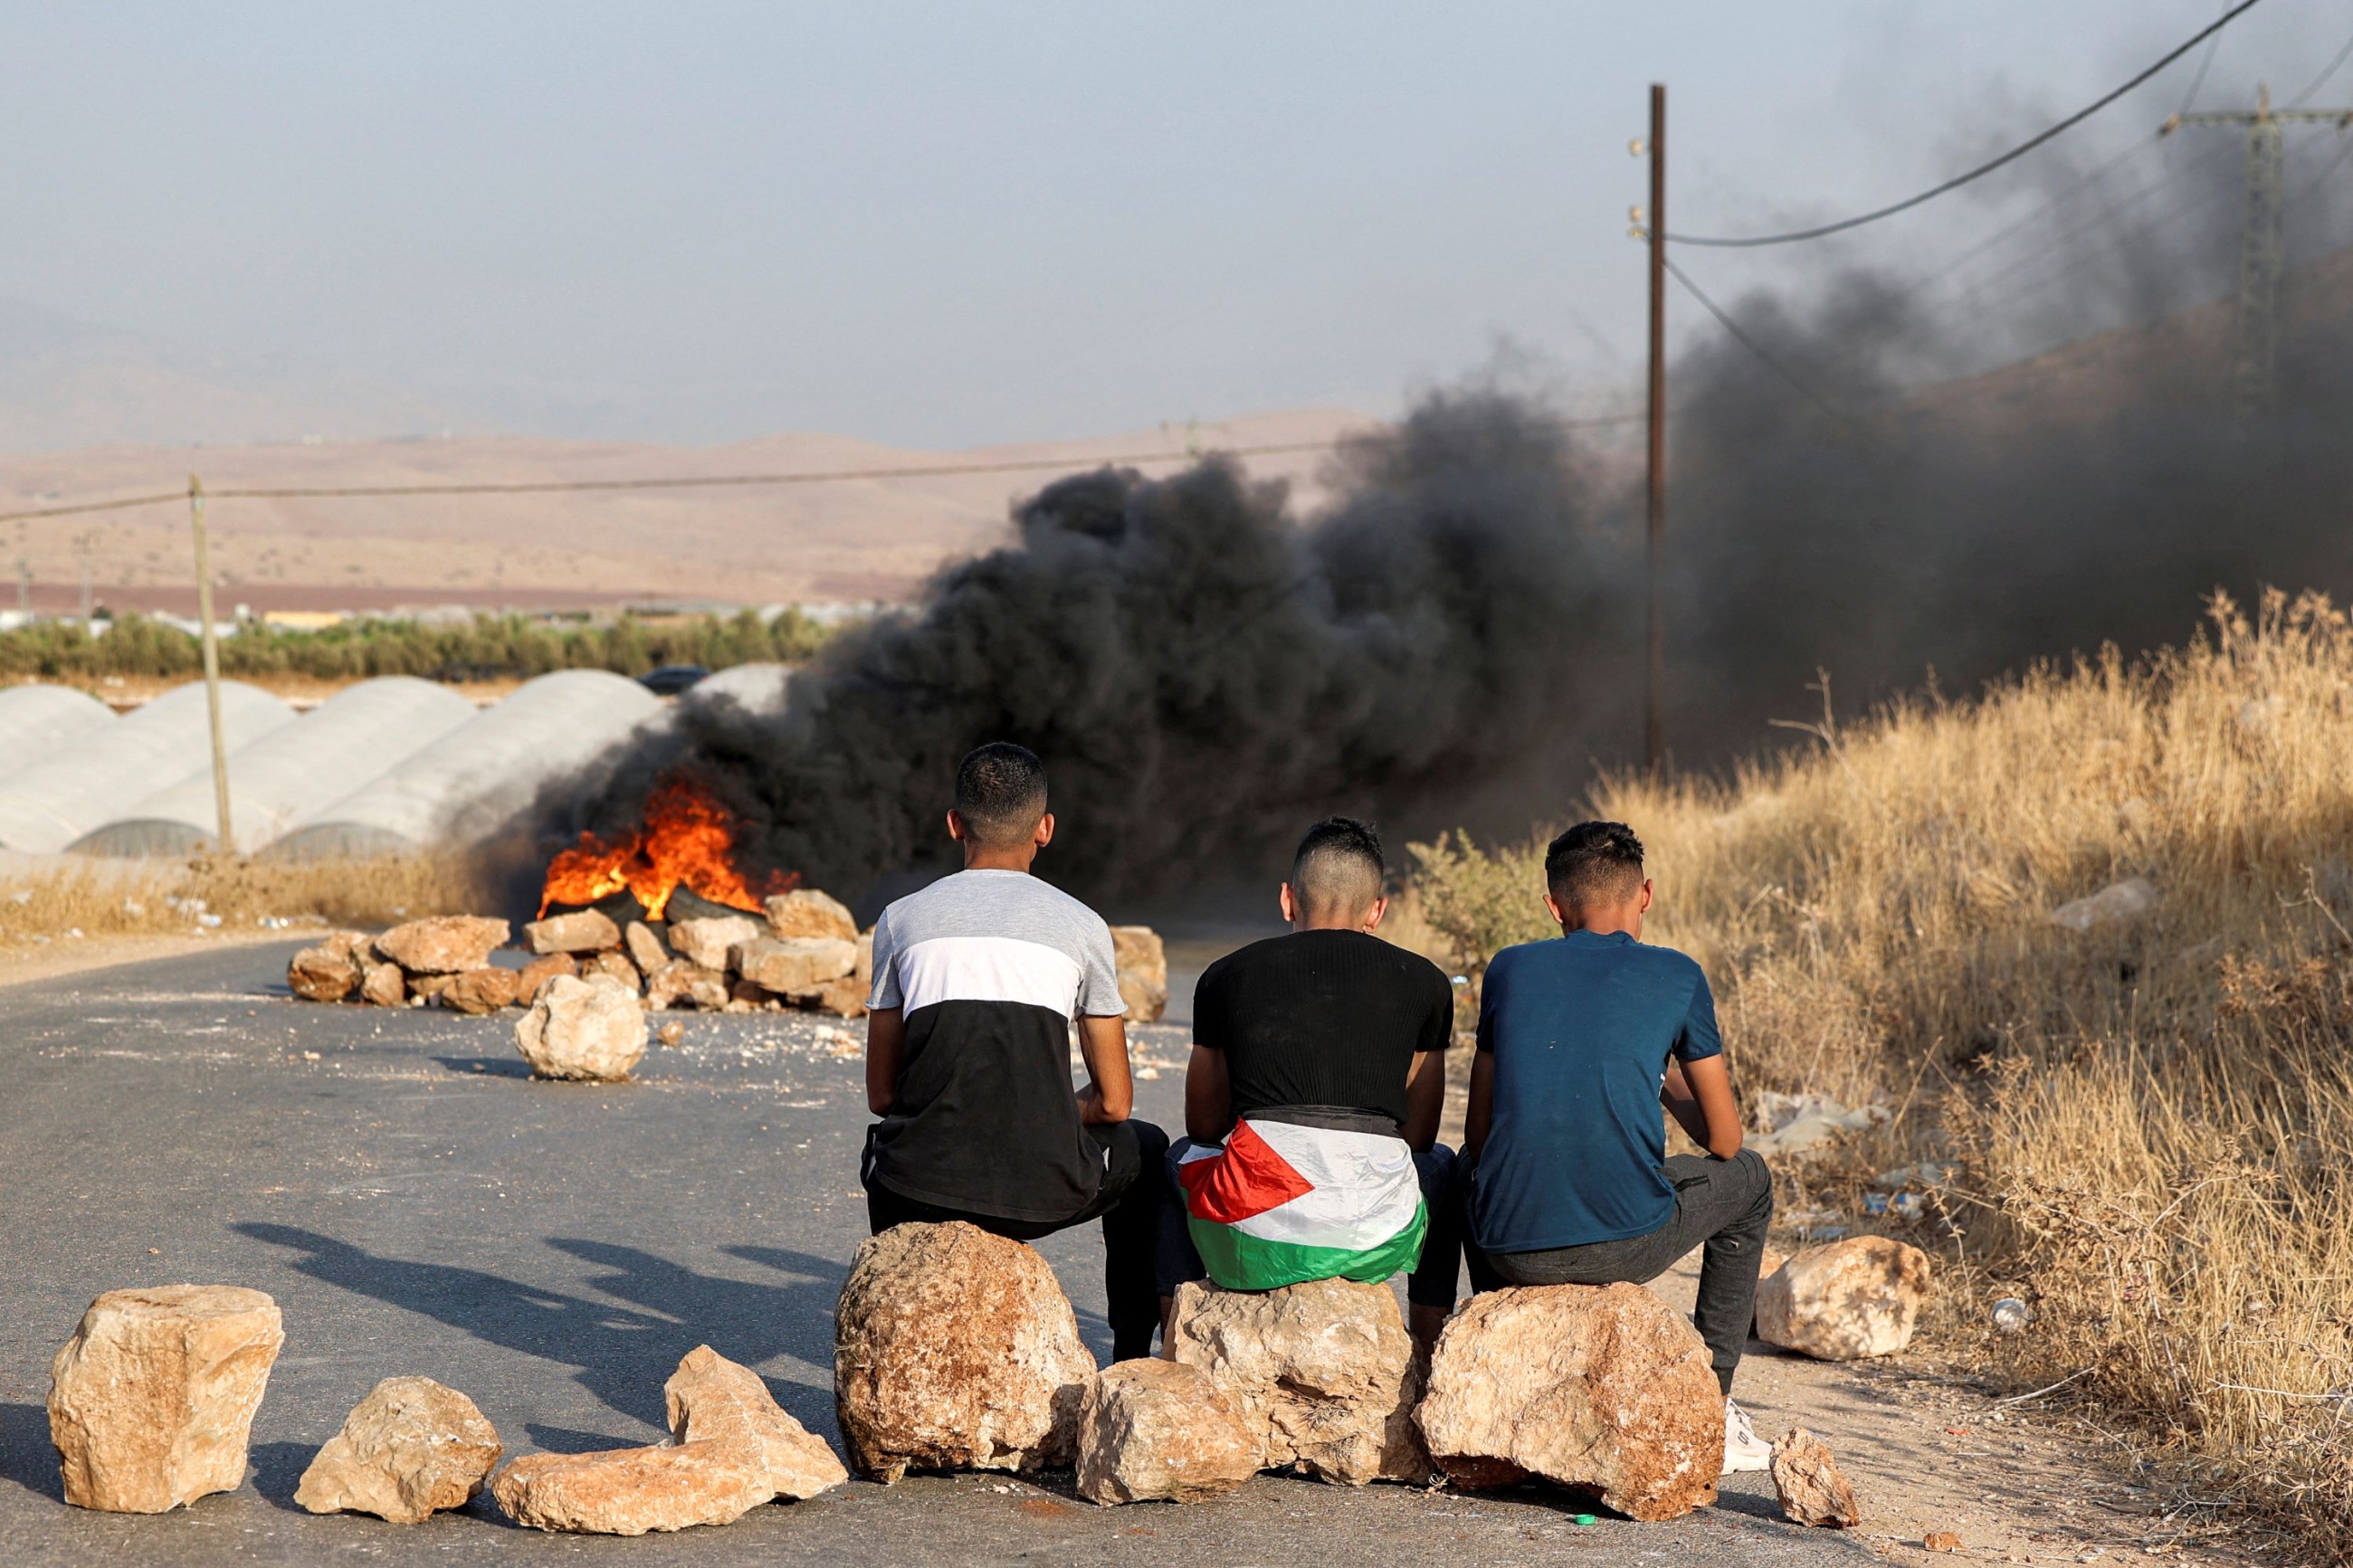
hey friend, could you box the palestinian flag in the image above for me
[1176,1117,1428,1292]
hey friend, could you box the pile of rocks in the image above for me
[47,1284,843,1535]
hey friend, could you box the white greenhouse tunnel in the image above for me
[0,684,117,786]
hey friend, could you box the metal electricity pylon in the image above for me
[2162,83,2353,423]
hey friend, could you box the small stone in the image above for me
[1076,1358,1257,1506]
[491,1442,773,1535]
[515,974,647,1081]
[295,1376,502,1525]
[581,948,642,992]
[515,953,576,1003]
[358,960,406,1007]
[646,960,729,1012]
[834,1221,1096,1484]
[658,1021,686,1047]
[1755,1236,1931,1360]
[522,910,622,955]
[1926,1530,1963,1552]
[734,936,856,994]
[374,916,510,974]
[441,967,521,1016]
[1416,1281,1720,1520]
[624,921,672,974]
[1167,1276,1427,1487]
[667,914,763,973]
[764,889,857,942]
[49,1284,285,1513]
[1109,926,1167,1023]
[664,1345,847,1500]
[1770,1427,1860,1527]
[287,931,371,1002]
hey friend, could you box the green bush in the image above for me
[1405,830,1558,975]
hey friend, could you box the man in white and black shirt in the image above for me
[862,742,1169,1359]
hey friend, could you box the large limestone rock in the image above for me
[492,1443,774,1535]
[441,966,520,1015]
[491,1346,844,1535]
[294,1376,502,1524]
[664,1345,847,1500]
[734,936,856,995]
[834,1221,1095,1483]
[1076,1357,1258,1506]
[1110,926,1167,1023]
[49,1285,285,1513]
[288,932,371,1002]
[1415,1281,1722,1522]
[764,889,857,942]
[582,948,642,992]
[515,952,576,1003]
[523,910,622,955]
[358,958,406,1007]
[646,960,729,1012]
[667,914,762,972]
[373,916,510,974]
[515,974,647,1081]
[1167,1277,1427,1487]
[1772,1427,1861,1527]
[1755,1236,1931,1361]
[624,921,672,975]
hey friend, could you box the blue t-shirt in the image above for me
[1470,930,1723,1252]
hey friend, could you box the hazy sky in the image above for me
[1,1,2345,447]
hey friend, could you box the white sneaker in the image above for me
[1722,1397,1773,1474]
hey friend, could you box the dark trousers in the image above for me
[863,1118,1170,1363]
[1155,1136,1465,1310]
[1450,1147,1774,1394]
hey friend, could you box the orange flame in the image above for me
[538,773,795,920]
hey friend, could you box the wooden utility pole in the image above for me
[1645,82,1667,772]
[189,475,233,854]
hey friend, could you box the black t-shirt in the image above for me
[1192,929,1454,1130]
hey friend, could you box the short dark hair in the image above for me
[1545,820,1644,908]
[1289,816,1385,920]
[954,742,1049,849]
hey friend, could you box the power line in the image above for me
[1666,0,2269,248]
[1661,255,1853,423]
[2288,26,2353,106]
[2176,6,2230,116]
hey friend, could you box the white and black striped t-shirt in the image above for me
[864,869,1127,1221]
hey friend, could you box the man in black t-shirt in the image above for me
[1158,817,1462,1349]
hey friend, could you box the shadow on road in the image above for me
[0,1402,62,1503]
[236,1223,844,1433]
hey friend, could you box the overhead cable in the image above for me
[1666,0,2269,248]
[1661,256,1854,423]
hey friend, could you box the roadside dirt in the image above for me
[0,927,296,990]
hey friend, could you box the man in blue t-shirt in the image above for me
[1456,820,1775,1472]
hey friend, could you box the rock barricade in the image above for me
[1110,926,1168,1023]
[288,932,372,1002]
[734,936,856,995]
[374,916,510,974]
[49,1284,285,1513]
[523,910,622,955]
[624,921,672,974]
[1167,1277,1427,1487]
[1415,1281,1722,1521]
[441,967,520,1016]
[1076,1358,1257,1505]
[667,915,762,973]
[765,889,857,942]
[646,960,729,1012]
[515,952,576,1002]
[295,1376,502,1524]
[1755,1236,1931,1360]
[834,1222,1095,1483]
[515,974,647,1081]
[1771,1427,1861,1527]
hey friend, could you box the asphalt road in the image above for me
[0,942,1877,1566]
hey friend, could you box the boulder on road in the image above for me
[1416,1281,1722,1521]
[667,914,762,972]
[764,889,857,942]
[1771,1427,1861,1527]
[624,921,672,975]
[664,1345,846,1500]
[581,948,642,992]
[295,1375,502,1524]
[515,974,647,1081]
[374,916,510,974]
[834,1221,1095,1483]
[1110,926,1167,1023]
[515,952,576,1003]
[646,960,729,1012]
[492,1442,773,1535]
[734,936,856,995]
[358,959,406,1007]
[441,967,521,1015]
[522,910,622,955]
[288,932,372,1002]
[795,974,867,1018]
[1076,1357,1258,1506]
[1167,1277,1427,1487]
[1755,1236,1930,1361]
[49,1284,284,1513]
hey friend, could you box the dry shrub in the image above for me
[0,849,494,943]
[1411,589,2353,1556]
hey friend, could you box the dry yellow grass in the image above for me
[1410,589,2353,1558]
[0,848,494,946]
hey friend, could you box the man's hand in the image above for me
[1662,1056,1743,1160]
[865,1007,906,1117]
[1401,1048,1445,1152]
[1076,1013,1133,1125]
